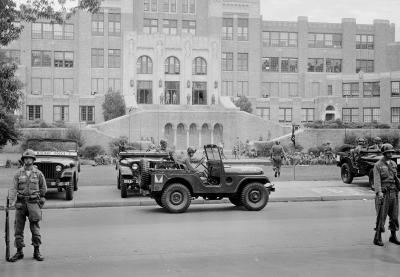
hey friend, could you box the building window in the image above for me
[326,59,342,73]
[158,0,176,12]
[342,83,359,98]
[222,81,233,96]
[328,84,333,96]
[144,0,158,12]
[281,58,298,73]
[108,78,121,93]
[256,107,270,120]
[182,0,195,14]
[281,82,298,97]
[222,52,233,71]
[342,108,359,123]
[363,82,380,97]
[32,23,42,39]
[262,57,279,72]
[91,48,104,68]
[137,81,153,104]
[31,78,51,95]
[237,53,248,71]
[54,78,73,95]
[363,108,380,123]
[392,81,400,97]
[308,33,342,48]
[108,13,121,36]
[91,12,104,35]
[31,50,51,67]
[262,31,297,47]
[32,23,53,39]
[356,59,374,73]
[163,19,177,35]
[182,20,196,35]
[137,56,153,74]
[143,18,158,34]
[356,34,374,49]
[0,49,20,64]
[165,56,180,74]
[391,107,400,123]
[91,78,104,95]
[279,108,292,123]
[222,18,233,40]
[164,81,180,104]
[80,106,95,123]
[301,108,314,122]
[108,49,120,68]
[192,57,207,75]
[54,24,74,40]
[264,82,279,97]
[237,81,248,96]
[53,106,69,122]
[27,105,42,121]
[237,18,248,41]
[192,82,207,105]
[54,51,74,68]
[307,58,324,72]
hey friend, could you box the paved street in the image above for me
[1,201,400,277]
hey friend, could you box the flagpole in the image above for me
[291,124,296,180]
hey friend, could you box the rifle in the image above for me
[5,195,10,262]
[375,196,384,232]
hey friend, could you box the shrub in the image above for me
[234,96,252,113]
[305,119,393,129]
[109,136,129,157]
[81,145,105,160]
[307,145,325,156]
[66,127,85,147]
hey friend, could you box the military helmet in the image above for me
[381,143,395,154]
[21,149,36,161]
[187,147,196,154]
[357,137,367,145]
[374,137,382,143]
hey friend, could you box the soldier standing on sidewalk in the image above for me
[373,143,400,246]
[271,141,285,178]
[8,149,47,262]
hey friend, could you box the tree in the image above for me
[234,96,253,113]
[0,0,100,149]
[102,89,126,121]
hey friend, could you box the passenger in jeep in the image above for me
[182,147,196,171]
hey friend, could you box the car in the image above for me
[148,144,275,213]
[336,146,400,189]
[27,138,80,201]
[116,149,173,198]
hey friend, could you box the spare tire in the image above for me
[140,159,151,189]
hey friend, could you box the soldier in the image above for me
[159,139,168,152]
[8,149,47,262]
[369,137,383,151]
[323,141,333,164]
[182,147,196,171]
[351,137,367,168]
[271,141,285,178]
[373,143,400,246]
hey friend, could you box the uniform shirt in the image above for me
[271,144,285,157]
[373,158,398,193]
[9,166,47,203]
[182,154,195,171]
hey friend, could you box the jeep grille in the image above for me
[36,163,59,179]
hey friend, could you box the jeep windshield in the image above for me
[204,145,221,161]
[27,139,78,155]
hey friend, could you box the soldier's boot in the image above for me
[373,232,384,246]
[389,231,400,245]
[33,246,44,261]
[9,248,24,262]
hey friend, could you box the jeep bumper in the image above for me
[265,184,275,192]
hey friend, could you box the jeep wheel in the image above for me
[66,178,74,201]
[73,176,78,191]
[369,169,374,191]
[121,181,128,198]
[161,183,191,213]
[241,183,268,211]
[117,174,121,190]
[341,163,353,184]
[140,159,151,189]
[229,195,242,206]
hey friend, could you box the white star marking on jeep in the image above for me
[155,175,163,183]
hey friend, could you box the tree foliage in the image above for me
[102,90,126,121]
[234,96,253,113]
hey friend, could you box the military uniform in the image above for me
[271,143,285,177]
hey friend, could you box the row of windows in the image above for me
[222,18,248,41]
[221,52,248,71]
[91,49,121,68]
[26,105,95,123]
[91,12,121,36]
[32,23,74,40]
[144,0,195,14]
[31,50,74,68]
[136,55,206,74]
[143,19,196,35]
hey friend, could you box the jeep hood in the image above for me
[224,165,263,175]
[35,157,77,166]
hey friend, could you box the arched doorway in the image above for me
[325,105,335,121]
[176,123,186,150]
[201,123,211,146]
[213,123,223,145]
[189,123,198,148]
[164,123,174,146]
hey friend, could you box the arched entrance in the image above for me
[189,123,198,148]
[213,123,223,145]
[176,123,186,150]
[325,105,335,121]
[164,123,174,146]
[201,123,211,146]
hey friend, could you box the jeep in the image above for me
[27,138,80,201]
[148,144,275,213]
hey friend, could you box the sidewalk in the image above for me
[0,180,375,210]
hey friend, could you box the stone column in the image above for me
[186,129,190,149]
[173,128,177,148]
[198,127,202,149]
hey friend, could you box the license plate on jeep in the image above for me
[123,179,134,184]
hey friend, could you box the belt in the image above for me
[17,194,39,202]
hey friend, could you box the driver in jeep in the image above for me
[182,147,197,171]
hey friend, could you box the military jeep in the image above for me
[336,146,400,188]
[27,138,80,201]
[148,144,275,213]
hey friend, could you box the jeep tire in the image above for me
[140,159,151,189]
[241,182,268,211]
[121,181,128,198]
[66,178,74,201]
[161,183,191,213]
[341,163,353,184]
[229,195,242,206]
[73,176,78,191]
[117,174,121,190]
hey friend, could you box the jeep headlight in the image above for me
[131,163,139,171]
[55,165,62,172]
